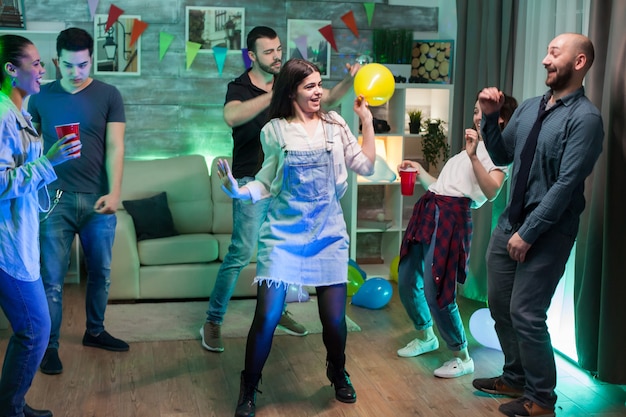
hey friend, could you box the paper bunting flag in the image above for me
[241,48,252,69]
[88,0,98,21]
[341,11,359,38]
[186,41,201,69]
[295,35,308,60]
[130,19,148,47]
[318,25,338,52]
[364,3,375,26]
[159,32,174,61]
[213,46,227,76]
[105,4,124,32]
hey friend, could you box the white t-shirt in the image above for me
[428,141,508,209]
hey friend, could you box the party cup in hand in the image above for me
[399,167,418,196]
[55,123,81,156]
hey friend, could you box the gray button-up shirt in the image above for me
[482,87,604,244]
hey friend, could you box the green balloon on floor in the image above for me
[347,265,364,296]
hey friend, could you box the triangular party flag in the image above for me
[364,3,375,26]
[241,48,252,69]
[341,11,359,38]
[129,19,148,47]
[88,0,99,21]
[186,41,201,69]
[295,35,308,60]
[105,4,124,32]
[318,25,338,52]
[159,32,174,61]
[213,46,227,76]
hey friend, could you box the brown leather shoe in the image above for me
[472,376,524,397]
[498,397,555,417]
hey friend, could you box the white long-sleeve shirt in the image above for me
[247,111,374,202]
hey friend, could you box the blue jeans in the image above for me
[39,191,117,349]
[0,270,50,417]
[486,225,574,408]
[398,208,467,351]
[206,178,272,324]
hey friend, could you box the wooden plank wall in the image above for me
[23,0,437,161]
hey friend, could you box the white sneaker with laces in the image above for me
[433,357,474,378]
[397,337,439,357]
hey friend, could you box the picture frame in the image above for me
[185,6,245,53]
[287,19,331,79]
[0,0,25,30]
[410,40,454,84]
[93,14,141,76]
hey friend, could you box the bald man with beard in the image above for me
[471,33,603,417]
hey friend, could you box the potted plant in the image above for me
[407,109,422,134]
[421,118,450,172]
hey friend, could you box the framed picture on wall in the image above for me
[410,40,454,84]
[0,0,25,30]
[93,14,141,76]
[287,19,331,79]
[185,6,245,53]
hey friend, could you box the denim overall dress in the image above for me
[255,120,349,288]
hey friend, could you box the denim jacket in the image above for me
[0,94,56,281]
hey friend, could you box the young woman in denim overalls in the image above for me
[218,58,375,417]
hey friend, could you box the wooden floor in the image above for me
[1,282,624,417]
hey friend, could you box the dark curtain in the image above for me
[575,0,626,384]
[453,0,518,301]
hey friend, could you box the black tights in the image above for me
[244,282,348,376]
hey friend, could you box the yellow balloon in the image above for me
[354,63,395,106]
[389,255,400,282]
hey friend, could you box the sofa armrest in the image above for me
[109,210,140,300]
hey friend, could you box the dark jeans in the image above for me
[39,190,117,349]
[486,225,574,408]
[0,271,50,417]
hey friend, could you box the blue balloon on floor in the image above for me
[469,308,502,351]
[285,284,310,303]
[351,277,393,309]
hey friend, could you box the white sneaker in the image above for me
[397,337,439,357]
[199,322,224,352]
[433,357,474,378]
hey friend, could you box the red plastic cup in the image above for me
[399,167,418,196]
[54,123,81,156]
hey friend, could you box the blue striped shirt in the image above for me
[482,87,603,244]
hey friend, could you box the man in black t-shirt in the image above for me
[201,26,360,353]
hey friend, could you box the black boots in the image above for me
[235,371,261,417]
[326,360,357,403]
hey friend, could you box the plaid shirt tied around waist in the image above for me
[400,190,473,309]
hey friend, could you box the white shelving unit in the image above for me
[340,83,454,277]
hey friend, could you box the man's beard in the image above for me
[545,61,574,91]
[259,60,281,75]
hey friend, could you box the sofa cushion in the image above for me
[122,192,178,241]
[120,155,213,234]
[137,234,219,266]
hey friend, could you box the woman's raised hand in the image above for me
[216,158,239,198]
[353,94,372,123]
[465,128,479,158]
